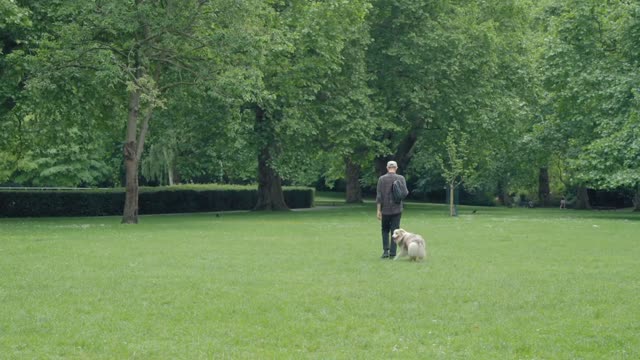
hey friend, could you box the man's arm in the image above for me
[376,177,383,220]
[400,176,409,197]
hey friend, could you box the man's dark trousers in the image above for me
[381,213,402,256]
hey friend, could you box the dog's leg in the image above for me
[394,247,408,260]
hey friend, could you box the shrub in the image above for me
[0,185,314,217]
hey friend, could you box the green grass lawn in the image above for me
[1,202,639,359]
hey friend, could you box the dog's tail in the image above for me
[408,241,426,259]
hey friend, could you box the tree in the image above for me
[140,86,254,186]
[20,0,224,222]
[539,0,640,210]
[576,1,640,211]
[367,0,538,199]
[436,129,477,216]
[366,0,453,174]
[0,0,31,183]
[311,10,382,204]
[227,0,371,210]
[2,1,124,187]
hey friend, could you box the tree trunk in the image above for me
[374,156,389,177]
[345,156,363,203]
[254,146,288,211]
[538,167,550,207]
[374,129,419,177]
[167,165,174,186]
[449,184,456,217]
[122,90,142,224]
[497,179,511,206]
[394,130,418,173]
[172,166,181,185]
[633,184,640,212]
[163,148,175,186]
[253,106,288,211]
[575,184,592,210]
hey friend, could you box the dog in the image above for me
[392,228,426,261]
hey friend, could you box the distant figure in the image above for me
[376,161,408,259]
[560,196,567,209]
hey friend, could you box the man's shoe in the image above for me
[381,251,389,259]
[388,254,396,259]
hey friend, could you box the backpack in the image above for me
[391,179,408,204]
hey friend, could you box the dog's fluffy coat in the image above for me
[392,228,426,261]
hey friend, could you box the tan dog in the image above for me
[392,228,426,261]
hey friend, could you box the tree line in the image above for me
[1,0,639,223]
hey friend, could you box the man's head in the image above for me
[387,160,398,173]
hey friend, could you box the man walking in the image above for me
[376,160,408,259]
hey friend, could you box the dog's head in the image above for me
[392,228,408,245]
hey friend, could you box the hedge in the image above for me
[0,185,314,217]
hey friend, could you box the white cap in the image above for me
[387,161,398,168]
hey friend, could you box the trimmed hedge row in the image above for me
[0,186,314,217]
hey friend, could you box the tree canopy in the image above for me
[2,0,639,217]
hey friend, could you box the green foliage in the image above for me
[141,138,177,186]
[1,0,638,207]
[539,0,640,193]
[0,0,31,30]
[436,128,477,190]
[243,0,373,185]
[0,0,126,186]
[577,110,640,189]
[2,0,231,190]
[369,0,539,196]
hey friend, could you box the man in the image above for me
[376,160,408,259]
